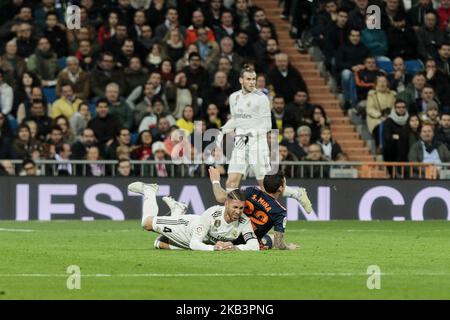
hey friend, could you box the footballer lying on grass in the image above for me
[128,182,259,251]
[208,167,300,250]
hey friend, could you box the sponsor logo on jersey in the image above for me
[212,210,222,218]
[235,113,252,119]
[196,226,204,235]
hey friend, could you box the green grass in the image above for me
[1,220,450,299]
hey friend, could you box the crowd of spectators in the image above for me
[1,0,449,179]
[283,0,450,176]
[0,0,339,178]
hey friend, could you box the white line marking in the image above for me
[288,229,448,233]
[0,272,449,278]
[0,228,34,233]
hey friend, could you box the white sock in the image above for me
[282,185,298,198]
[142,190,158,227]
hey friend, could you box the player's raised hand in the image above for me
[209,167,221,183]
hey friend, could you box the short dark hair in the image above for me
[51,125,62,133]
[45,11,58,19]
[96,98,109,106]
[239,64,255,77]
[188,52,201,61]
[263,172,285,194]
[118,158,130,165]
[348,28,360,36]
[226,189,246,202]
[101,51,115,60]
[413,71,426,78]
[273,95,285,101]
[22,158,35,168]
[394,99,407,107]
[55,143,70,154]
[438,41,450,49]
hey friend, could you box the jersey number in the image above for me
[244,200,269,225]
[163,227,172,233]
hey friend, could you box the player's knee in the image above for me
[155,241,170,250]
[142,217,154,231]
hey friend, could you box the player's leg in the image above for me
[162,196,188,216]
[252,135,271,189]
[254,137,313,214]
[226,172,243,190]
[226,136,248,190]
[152,215,198,249]
[282,185,312,214]
[154,235,183,250]
[128,181,160,227]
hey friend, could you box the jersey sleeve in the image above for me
[273,211,288,233]
[258,95,272,134]
[235,219,259,251]
[189,207,216,251]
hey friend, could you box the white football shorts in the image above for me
[152,215,200,249]
[228,134,271,180]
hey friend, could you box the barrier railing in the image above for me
[1,160,450,179]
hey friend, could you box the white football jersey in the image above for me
[228,89,272,136]
[189,205,258,251]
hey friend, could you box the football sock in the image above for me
[142,188,158,227]
[168,243,182,250]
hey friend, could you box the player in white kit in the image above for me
[219,66,313,214]
[128,181,259,251]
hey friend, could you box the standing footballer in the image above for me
[219,65,312,213]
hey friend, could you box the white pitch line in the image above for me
[288,229,448,233]
[0,228,34,233]
[0,272,450,278]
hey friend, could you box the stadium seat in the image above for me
[58,57,67,70]
[43,86,57,104]
[131,132,139,145]
[405,59,424,74]
[376,60,394,73]
[88,102,96,116]
[7,114,18,135]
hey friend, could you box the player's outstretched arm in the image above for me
[209,167,227,203]
[273,231,300,250]
[189,210,216,251]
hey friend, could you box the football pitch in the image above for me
[1,220,450,300]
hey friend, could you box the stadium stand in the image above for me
[0,0,449,180]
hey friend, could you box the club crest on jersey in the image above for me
[247,101,251,108]
[214,219,221,228]
[232,230,239,238]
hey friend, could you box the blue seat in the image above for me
[58,57,67,70]
[377,60,394,73]
[131,132,139,145]
[405,59,424,74]
[88,102,96,116]
[43,86,57,104]
[7,114,18,135]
